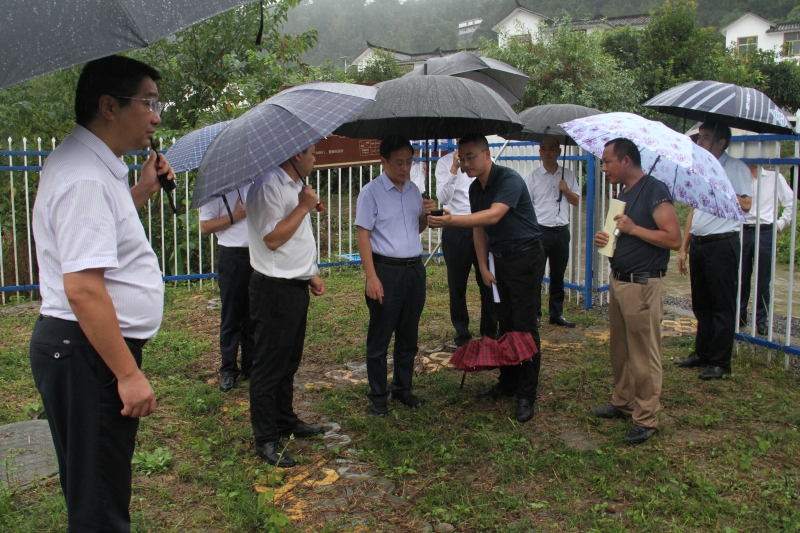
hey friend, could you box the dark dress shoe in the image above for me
[219,375,235,392]
[281,421,324,438]
[369,402,388,417]
[549,316,576,328]
[516,399,534,423]
[699,366,730,380]
[624,425,656,444]
[756,323,768,336]
[591,404,628,419]
[476,383,515,400]
[674,352,707,368]
[255,442,296,467]
[392,393,426,408]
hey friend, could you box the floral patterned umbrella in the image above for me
[560,112,745,222]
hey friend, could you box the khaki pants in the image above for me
[608,276,665,428]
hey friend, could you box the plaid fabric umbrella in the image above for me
[450,332,539,372]
[192,82,378,208]
[164,121,232,173]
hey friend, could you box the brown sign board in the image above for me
[313,135,382,169]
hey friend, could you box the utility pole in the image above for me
[341,56,348,75]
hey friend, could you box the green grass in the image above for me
[0,265,798,532]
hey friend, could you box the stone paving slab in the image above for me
[0,420,58,490]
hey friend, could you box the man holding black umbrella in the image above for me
[429,133,545,423]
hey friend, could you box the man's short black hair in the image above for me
[604,138,641,168]
[699,120,732,151]
[458,133,489,151]
[75,55,161,127]
[379,135,413,160]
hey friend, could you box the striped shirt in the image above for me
[33,125,164,339]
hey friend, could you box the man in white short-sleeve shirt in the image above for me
[29,55,174,532]
[523,136,581,328]
[677,121,752,380]
[247,147,325,468]
[199,185,254,393]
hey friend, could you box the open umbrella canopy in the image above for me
[561,112,745,222]
[503,104,604,144]
[192,82,378,209]
[0,0,260,90]
[402,51,529,105]
[164,121,232,173]
[450,332,538,372]
[643,80,794,135]
[333,75,523,140]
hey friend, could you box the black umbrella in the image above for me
[503,104,603,201]
[402,51,529,105]
[643,80,794,135]
[1,0,260,90]
[333,75,524,140]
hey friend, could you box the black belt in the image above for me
[691,231,738,244]
[611,270,665,284]
[493,242,540,259]
[372,254,421,267]
[255,271,310,288]
[124,337,148,348]
[743,223,773,231]
[541,225,569,233]
[218,245,249,252]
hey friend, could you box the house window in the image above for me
[737,36,758,54]
[785,32,800,56]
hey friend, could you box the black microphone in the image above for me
[149,139,177,215]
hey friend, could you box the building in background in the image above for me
[352,42,476,72]
[721,13,800,60]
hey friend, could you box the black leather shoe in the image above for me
[219,375,235,392]
[591,404,628,419]
[255,441,296,467]
[369,402,388,417]
[392,393,426,408]
[699,366,730,380]
[756,323,768,336]
[281,421,324,438]
[516,398,534,423]
[476,384,515,400]
[674,352,707,368]
[624,425,656,444]
[549,316,576,328]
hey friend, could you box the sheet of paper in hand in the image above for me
[598,199,626,258]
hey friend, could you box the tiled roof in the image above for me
[571,14,651,28]
[767,21,800,33]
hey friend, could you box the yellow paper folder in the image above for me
[598,199,626,258]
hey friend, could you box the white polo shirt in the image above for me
[247,167,318,280]
[34,125,164,339]
[523,164,581,227]
[198,184,251,248]
[691,152,751,236]
[435,152,473,215]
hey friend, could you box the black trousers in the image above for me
[540,226,570,318]
[365,261,426,403]
[217,246,255,378]
[29,316,143,533]
[493,242,546,401]
[690,234,740,370]
[441,226,497,346]
[249,273,308,445]
[740,226,774,326]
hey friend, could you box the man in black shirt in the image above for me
[428,133,545,423]
[592,138,681,444]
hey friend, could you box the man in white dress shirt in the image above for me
[435,147,496,347]
[200,185,254,392]
[677,121,752,380]
[247,147,326,467]
[739,164,795,336]
[29,55,174,533]
[523,136,581,328]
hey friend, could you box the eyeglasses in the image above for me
[457,148,487,165]
[388,159,414,169]
[115,96,164,116]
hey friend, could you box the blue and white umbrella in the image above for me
[164,121,232,173]
[192,82,378,208]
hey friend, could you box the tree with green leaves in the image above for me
[355,49,410,84]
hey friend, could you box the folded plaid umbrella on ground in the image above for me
[450,332,539,372]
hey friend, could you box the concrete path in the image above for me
[0,420,58,490]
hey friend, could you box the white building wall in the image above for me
[495,11,548,46]
[723,15,787,56]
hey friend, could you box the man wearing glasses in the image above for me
[428,133,545,423]
[29,56,174,532]
[356,135,436,417]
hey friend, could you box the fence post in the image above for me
[584,154,595,310]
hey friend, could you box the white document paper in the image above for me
[598,199,626,258]
[488,252,500,303]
